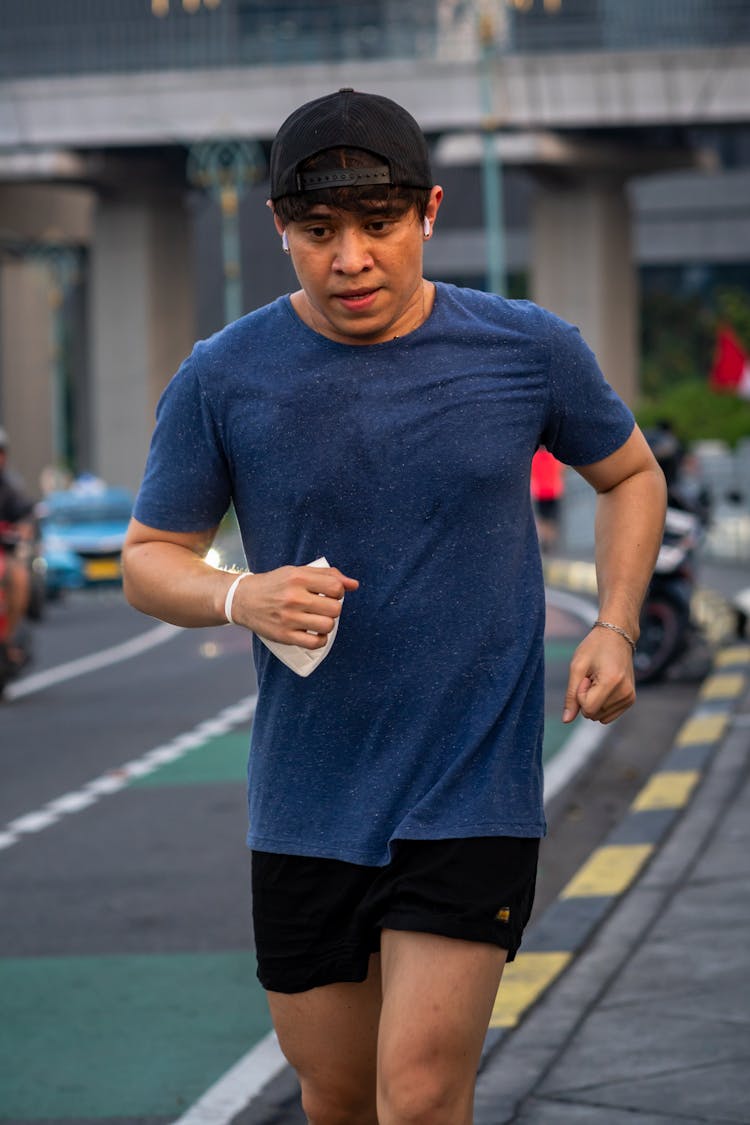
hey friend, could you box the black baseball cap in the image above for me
[269,88,433,201]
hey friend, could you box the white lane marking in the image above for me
[5,620,181,701]
[543,719,609,804]
[543,587,608,802]
[0,695,257,852]
[545,586,599,626]
[171,1032,286,1125]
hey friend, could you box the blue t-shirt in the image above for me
[134,282,634,865]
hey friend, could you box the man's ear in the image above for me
[270,207,285,238]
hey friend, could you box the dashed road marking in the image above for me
[676,712,730,745]
[560,844,654,898]
[631,769,701,811]
[489,952,572,1030]
[0,696,257,852]
[700,672,746,699]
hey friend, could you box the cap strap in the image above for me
[296,165,391,191]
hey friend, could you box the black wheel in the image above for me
[27,575,46,621]
[634,597,688,684]
[0,648,11,699]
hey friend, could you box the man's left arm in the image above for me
[563,426,667,725]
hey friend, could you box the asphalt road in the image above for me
[0,585,697,1125]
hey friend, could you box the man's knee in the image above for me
[378,1052,473,1125]
[300,1078,378,1125]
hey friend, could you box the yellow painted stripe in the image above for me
[543,559,598,594]
[676,712,729,746]
[560,844,653,898]
[700,673,746,700]
[714,646,750,667]
[489,951,572,1029]
[631,770,700,811]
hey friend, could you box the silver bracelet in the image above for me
[592,619,637,653]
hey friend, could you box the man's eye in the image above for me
[307,226,329,238]
[367,220,390,233]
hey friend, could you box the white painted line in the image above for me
[545,586,599,626]
[543,719,610,805]
[171,1032,286,1125]
[46,791,98,814]
[7,811,59,833]
[543,586,610,803]
[0,694,257,851]
[85,777,128,796]
[5,620,182,701]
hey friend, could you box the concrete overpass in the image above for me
[1,40,748,491]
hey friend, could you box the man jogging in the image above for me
[123,89,666,1125]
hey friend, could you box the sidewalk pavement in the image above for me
[474,631,750,1124]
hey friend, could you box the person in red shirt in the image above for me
[531,446,565,552]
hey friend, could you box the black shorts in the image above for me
[252,836,539,994]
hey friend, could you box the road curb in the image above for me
[473,560,748,1113]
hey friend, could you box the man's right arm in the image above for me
[122,518,358,645]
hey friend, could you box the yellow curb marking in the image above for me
[714,646,750,668]
[542,559,597,595]
[489,951,572,1029]
[560,844,653,898]
[700,673,746,700]
[676,712,729,746]
[631,770,700,811]
[691,592,738,644]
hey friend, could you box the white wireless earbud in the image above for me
[423,218,431,237]
[281,230,290,253]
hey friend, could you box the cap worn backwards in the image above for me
[269,88,433,200]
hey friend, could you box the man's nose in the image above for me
[332,229,373,273]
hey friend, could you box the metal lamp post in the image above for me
[187,139,266,325]
[477,3,507,296]
[29,244,80,470]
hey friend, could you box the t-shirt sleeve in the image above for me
[133,351,232,532]
[540,313,635,467]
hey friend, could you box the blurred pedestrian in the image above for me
[123,89,666,1125]
[531,446,565,552]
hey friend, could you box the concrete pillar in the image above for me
[89,187,194,491]
[0,183,92,493]
[530,174,638,407]
[0,259,55,494]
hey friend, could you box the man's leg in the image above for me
[377,929,506,1125]
[266,953,382,1125]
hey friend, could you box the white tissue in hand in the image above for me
[260,557,341,677]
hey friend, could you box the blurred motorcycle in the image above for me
[634,504,703,684]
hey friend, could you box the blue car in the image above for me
[38,479,134,596]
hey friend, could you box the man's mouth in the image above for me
[334,288,380,310]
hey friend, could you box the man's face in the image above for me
[274,186,442,346]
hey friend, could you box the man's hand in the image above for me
[562,627,636,725]
[230,565,359,649]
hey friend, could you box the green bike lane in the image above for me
[0,617,583,1125]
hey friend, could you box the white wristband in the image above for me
[224,571,252,625]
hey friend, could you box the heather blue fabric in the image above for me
[134,283,634,865]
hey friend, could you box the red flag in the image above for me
[710,325,750,398]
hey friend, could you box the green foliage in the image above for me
[636,380,750,449]
[716,287,750,345]
[638,285,750,446]
[639,291,715,396]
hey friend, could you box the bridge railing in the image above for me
[1,0,749,81]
